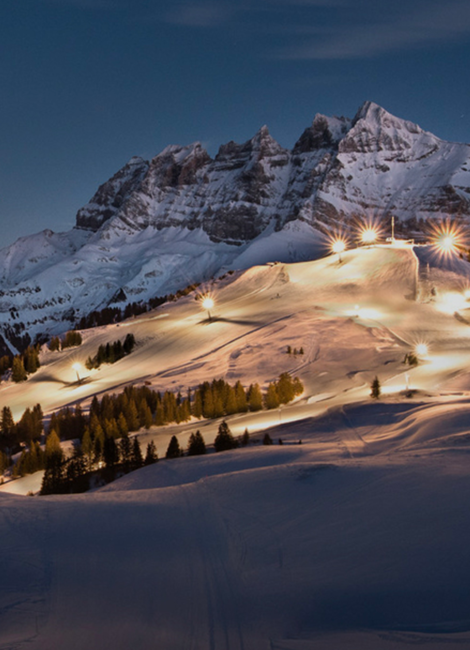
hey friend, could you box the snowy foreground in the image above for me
[2,244,470,648]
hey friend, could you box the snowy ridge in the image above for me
[0,101,469,350]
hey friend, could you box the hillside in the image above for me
[1,102,469,353]
[2,242,470,647]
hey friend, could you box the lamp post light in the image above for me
[202,297,214,321]
[332,240,346,263]
[72,362,82,383]
[361,228,378,246]
[415,343,429,358]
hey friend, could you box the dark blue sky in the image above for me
[1,0,470,247]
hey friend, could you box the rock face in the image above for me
[1,101,470,351]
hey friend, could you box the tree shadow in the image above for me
[200,316,260,326]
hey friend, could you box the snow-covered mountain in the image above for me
[1,101,469,352]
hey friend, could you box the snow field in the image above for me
[2,244,470,647]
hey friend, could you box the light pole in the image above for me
[72,362,81,383]
[202,297,214,321]
[332,240,346,263]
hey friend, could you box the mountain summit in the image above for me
[0,101,469,352]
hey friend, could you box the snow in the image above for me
[2,243,470,647]
[2,102,470,348]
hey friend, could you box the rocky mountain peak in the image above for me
[75,156,149,232]
[5,100,463,355]
[339,100,430,155]
[293,113,350,154]
[144,142,211,189]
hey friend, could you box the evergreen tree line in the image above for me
[1,373,303,480]
[76,283,200,330]
[85,333,136,370]
[0,403,43,454]
[0,344,42,384]
[40,429,157,495]
[0,333,82,384]
[165,422,275,459]
[48,330,83,352]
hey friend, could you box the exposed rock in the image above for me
[1,101,470,350]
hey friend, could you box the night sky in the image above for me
[1,0,470,247]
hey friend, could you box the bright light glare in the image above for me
[361,228,378,244]
[441,235,455,251]
[357,307,380,320]
[438,292,467,314]
[430,221,464,258]
[332,240,346,254]
[415,343,429,357]
[202,297,214,310]
[72,362,81,371]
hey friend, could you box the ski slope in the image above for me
[2,243,470,649]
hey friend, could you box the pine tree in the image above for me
[12,356,27,383]
[123,333,136,354]
[166,435,182,459]
[103,436,119,469]
[93,427,105,465]
[118,412,129,438]
[202,389,214,419]
[126,400,140,431]
[41,430,65,494]
[293,376,304,396]
[264,383,280,409]
[48,336,61,352]
[234,381,248,413]
[263,433,273,445]
[214,420,237,452]
[370,376,381,399]
[187,430,206,456]
[144,440,158,465]
[119,434,132,471]
[130,437,143,470]
[162,391,176,423]
[0,450,10,475]
[192,389,203,419]
[0,406,15,448]
[66,445,86,482]
[82,427,93,470]
[276,373,295,404]
[241,428,250,446]
[248,384,263,411]
[225,386,237,415]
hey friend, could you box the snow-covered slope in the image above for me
[3,243,470,648]
[1,101,469,352]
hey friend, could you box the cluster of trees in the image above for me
[0,344,42,383]
[286,345,304,355]
[76,283,200,330]
[165,421,249,460]
[77,303,149,330]
[191,373,303,419]
[13,441,45,477]
[0,372,303,483]
[85,333,136,370]
[41,429,157,495]
[49,330,83,351]
[404,352,418,367]
[0,404,43,453]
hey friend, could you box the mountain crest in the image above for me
[1,102,470,352]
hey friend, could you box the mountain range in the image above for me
[1,100,469,353]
